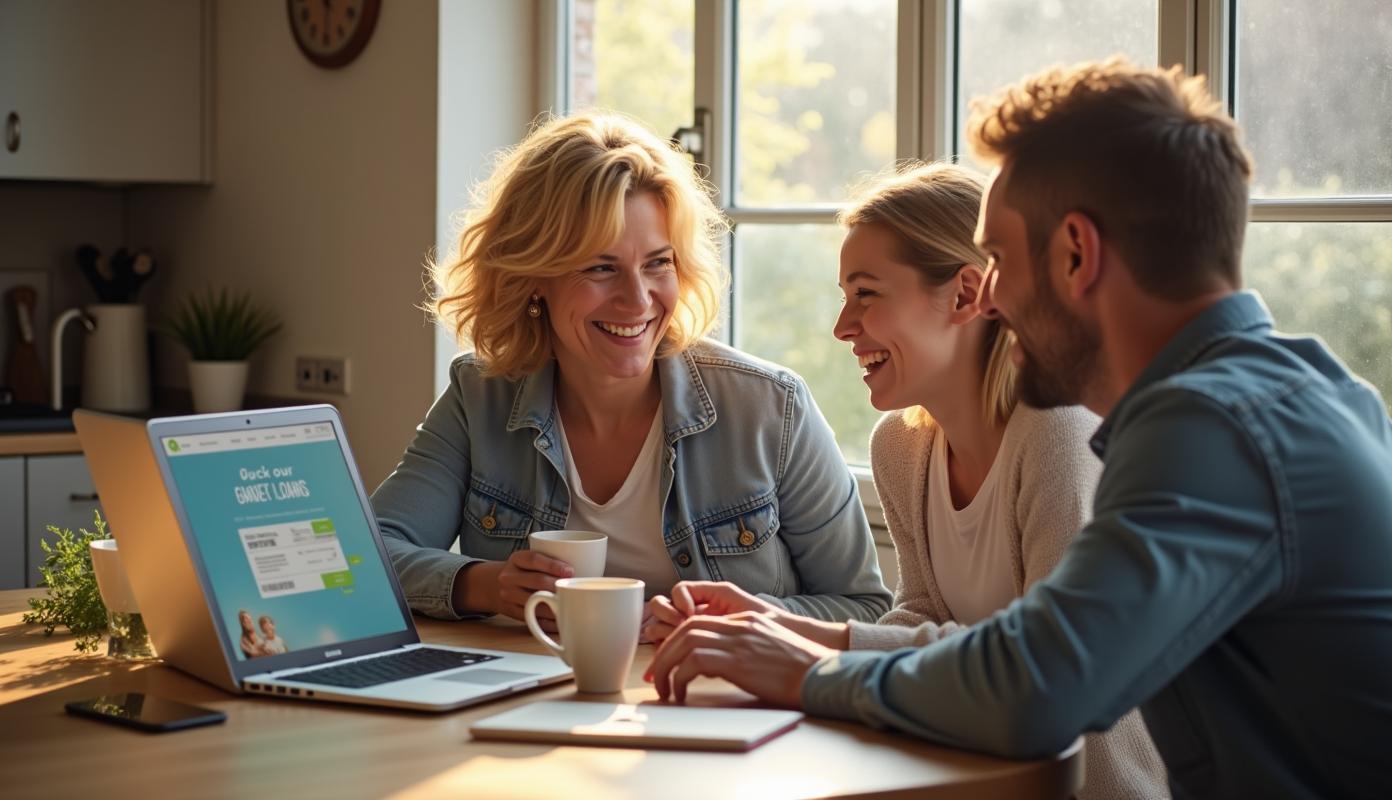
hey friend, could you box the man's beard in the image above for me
[1013,281,1102,409]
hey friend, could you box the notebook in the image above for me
[74,406,572,712]
[470,701,804,751]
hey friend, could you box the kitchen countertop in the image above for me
[0,392,322,456]
[0,431,81,456]
[0,403,75,434]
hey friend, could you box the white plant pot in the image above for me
[90,539,139,615]
[90,539,155,660]
[189,360,249,412]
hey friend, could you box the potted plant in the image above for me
[163,288,282,412]
[22,511,151,657]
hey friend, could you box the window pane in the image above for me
[735,0,897,207]
[734,225,879,463]
[957,0,1158,164]
[1236,0,1392,198]
[1244,222,1392,403]
[570,0,694,140]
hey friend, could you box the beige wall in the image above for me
[434,0,542,391]
[127,2,442,488]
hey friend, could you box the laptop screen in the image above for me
[158,421,410,663]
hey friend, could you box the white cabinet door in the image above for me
[26,453,103,587]
[0,0,211,183]
[0,457,23,590]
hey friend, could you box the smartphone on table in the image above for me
[65,692,226,733]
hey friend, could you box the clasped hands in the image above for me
[639,581,849,708]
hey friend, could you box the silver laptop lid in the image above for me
[145,406,419,684]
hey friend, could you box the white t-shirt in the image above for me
[555,405,677,598]
[925,417,1020,624]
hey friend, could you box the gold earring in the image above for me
[526,294,541,318]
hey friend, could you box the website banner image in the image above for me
[161,424,407,662]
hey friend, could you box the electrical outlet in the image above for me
[295,356,320,392]
[295,356,350,395]
[319,357,349,394]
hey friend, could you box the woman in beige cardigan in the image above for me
[648,163,1168,799]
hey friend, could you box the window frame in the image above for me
[545,0,1392,528]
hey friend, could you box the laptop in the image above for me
[470,701,804,752]
[74,405,572,712]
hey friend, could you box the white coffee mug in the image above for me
[524,577,644,694]
[528,530,607,578]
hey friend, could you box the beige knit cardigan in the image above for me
[850,404,1170,800]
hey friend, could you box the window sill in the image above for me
[852,464,892,546]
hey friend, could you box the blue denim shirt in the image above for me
[802,292,1392,799]
[371,339,890,623]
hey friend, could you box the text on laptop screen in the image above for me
[160,423,408,662]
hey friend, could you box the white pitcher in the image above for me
[52,303,151,412]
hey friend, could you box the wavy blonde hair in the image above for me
[840,162,1018,429]
[432,112,729,378]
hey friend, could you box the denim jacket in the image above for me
[372,339,891,623]
[802,292,1392,799]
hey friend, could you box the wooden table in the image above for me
[0,589,1081,799]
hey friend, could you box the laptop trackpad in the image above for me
[437,668,538,686]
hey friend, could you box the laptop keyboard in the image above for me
[288,647,502,689]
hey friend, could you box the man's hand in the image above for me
[643,611,835,707]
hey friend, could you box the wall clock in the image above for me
[287,0,381,69]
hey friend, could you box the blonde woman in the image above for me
[237,609,265,659]
[647,164,1167,798]
[371,112,890,634]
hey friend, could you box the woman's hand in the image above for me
[457,551,574,632]
[640,582,774,645]
[642,595,700,644]
[671,581,777,618]
[647,580,851,649]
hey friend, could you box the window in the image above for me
[567,0,694,146]
[1235,0,1392,401]
[561,0,1392,476]
[730,0,897,465]
[734,0,897,207]
[957,0,1158,166]
[1235,0,1392,198]
[1244,223,1392,391]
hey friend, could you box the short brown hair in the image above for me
[432,112,728,379]
[840,163,1017,429]
[967,57,1253,299]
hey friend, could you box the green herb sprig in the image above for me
[22,511,113,653]
[162,288,283,361]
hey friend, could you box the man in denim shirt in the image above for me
[648,59,1392,798]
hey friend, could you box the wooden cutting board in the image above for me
[6,286,47,405]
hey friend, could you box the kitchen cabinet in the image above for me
[26,454,103,586]
[1,457,22,589]
[0,450,104,590]
[0,0,213,183]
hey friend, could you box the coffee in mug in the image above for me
[524,577,643,694]
[528,530,607,578]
